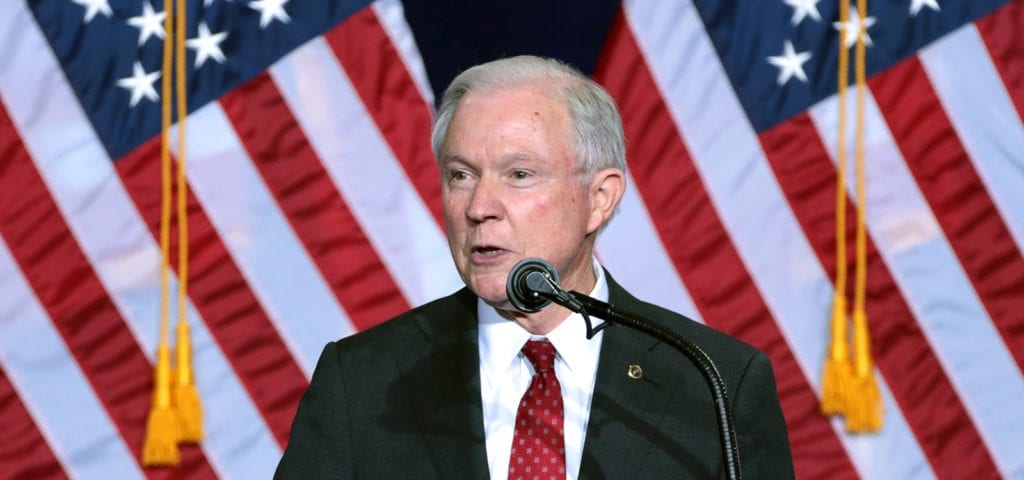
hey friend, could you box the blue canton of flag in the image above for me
[694,0,1010,130]
[30,0,371,158]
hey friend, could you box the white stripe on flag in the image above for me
[271,37,462,307]
[919,23,1024,254]
[174,104,354,377]
[809,88,1024,478]
[623,1,932,478]
[0,2,282,477]
[0,237,142,480]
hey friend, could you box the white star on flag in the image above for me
[71,0,112,23]
[783,0,822,26]
[249,0,291,28]
[187,22,229,67]
[126,1,166,46]
[767,40,812,85]
[832,8,877,48]
[115,61,160,108]
[909,0,941,17]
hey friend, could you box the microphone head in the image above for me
[506,257,559,313]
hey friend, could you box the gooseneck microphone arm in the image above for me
[506,258,741,480]
[565,293,741,480]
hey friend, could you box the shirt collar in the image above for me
[478,257,609,383]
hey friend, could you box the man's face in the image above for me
[439,85,604,309]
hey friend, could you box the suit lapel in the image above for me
[397,279,680,478]
[580,275,683,479]
[401,289,490,479]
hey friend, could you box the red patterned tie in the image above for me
[509,339,566,480]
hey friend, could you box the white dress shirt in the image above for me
[478,258,608,479]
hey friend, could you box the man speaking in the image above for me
[276,55,794,478]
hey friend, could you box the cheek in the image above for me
[555,190,590,227]
[442,194,466,226]
[512,196,554,229]
[442,209,467,256]
[514,195,585,246]
[443,217,460,247]
[441,192,458,217]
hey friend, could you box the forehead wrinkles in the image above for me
[464,85,568,128]
[442,86,577,170]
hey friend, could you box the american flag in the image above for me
[1,0,1022,478]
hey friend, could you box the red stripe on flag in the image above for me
[0,364,66,479]
[220,72,412,331]
[976,0,1024,125]
[0,101,217,479]
[594,14,858,479]
[870,56,1024,375]
[324,7,444,226]
[115,139,308,448]
[759,112,1001,478]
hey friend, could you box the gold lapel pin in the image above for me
[627,364,643,380]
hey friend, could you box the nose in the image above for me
[465,176,503,223]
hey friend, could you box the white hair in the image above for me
[431,55,626,183]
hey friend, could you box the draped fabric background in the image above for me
[1,0,1023,478]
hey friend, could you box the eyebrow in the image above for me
[440,153,468,166]
[500,152,537,165]
[440,152,539,168]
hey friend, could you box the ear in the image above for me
[586,168,626,234]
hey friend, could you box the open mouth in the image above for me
[472,246,503,256]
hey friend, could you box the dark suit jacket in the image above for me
[276,274,794,479]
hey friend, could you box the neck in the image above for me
[499,255,598,335]
[500,303,575,336]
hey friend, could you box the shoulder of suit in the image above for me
[607,277,764,362]
[330,287,476,352]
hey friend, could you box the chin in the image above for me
[466,272,510,306]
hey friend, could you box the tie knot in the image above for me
[522,339,557,373]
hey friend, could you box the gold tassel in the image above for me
[143,344,180,466]
[171,0,201,443]
[845,308,882,432]
[143,0,179,464]
[820,295,851,415]
[174,321,203,442]
[143,0,201,466]
[843,0,883,433]
[822,0,853,419]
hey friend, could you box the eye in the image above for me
[448,169,470,181]
[510,170,530,180]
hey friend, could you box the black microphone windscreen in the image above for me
[506,257,558,313]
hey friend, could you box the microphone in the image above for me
[504,257,743,479]
[506,258,585,314]
[506,257,559,313]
